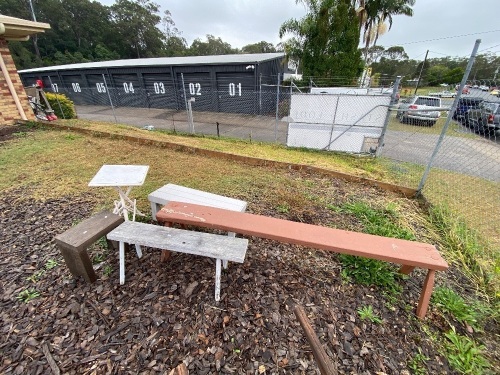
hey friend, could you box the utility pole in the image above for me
[28,0,41,59]
[414,49,429,95]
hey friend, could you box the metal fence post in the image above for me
[181,73,191,131]
[417,39,481,194]
[376,76,401,157]
[275,74,281,142]
[259,73,262,115]
[102,74,118,123]
[47,76,65,119]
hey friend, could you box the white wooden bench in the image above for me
[106,221,248,301]
[148,183,248,264]
[148,183,247,221]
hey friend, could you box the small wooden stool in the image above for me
[54,210,124,282]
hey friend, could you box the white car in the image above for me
[397,96,442,126]
[479,85,490,91]
[428,90,456,98]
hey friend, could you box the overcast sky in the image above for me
[96,0,500,61]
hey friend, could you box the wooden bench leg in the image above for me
[119,241,126,285]
[223,232,237,269]
[135,244,143,259]
[399,265,415,275]
[161,221,173,262]
[58,245,97,283]
[416,269,435,319]
[215,258,222,302]
[150,201,160,221]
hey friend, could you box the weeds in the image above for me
[93,252,106,264]
[276,203,290,214]
[357,305,383,324]
[27,270,45,283]
[408,348,430,375]
[443,329,490,374]
[339,201,415,240]
[17,288,40,302]
[428,205,498,298]
[103,265,113,276]
[340,254,402,296]
[45,259,59,270]
[433,287,479,329]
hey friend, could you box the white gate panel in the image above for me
[289,95,338,124]
[287,93,390,153]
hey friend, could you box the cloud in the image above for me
[97,0,500,59]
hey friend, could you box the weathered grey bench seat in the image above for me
[106,221,248,301]
[54,210,124,282]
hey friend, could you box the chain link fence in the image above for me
[36,64,499,246]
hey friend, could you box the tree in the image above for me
[426,65,449,86]
[279,0,363,83]
[110,0,165,58]
[188,35,236,56]
[384,46,408,61]
[361,45,385,65]
[162,10,187,56]
[355,1,415,58]
[242,41,276,54]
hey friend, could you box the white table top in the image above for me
[88,165,149,187]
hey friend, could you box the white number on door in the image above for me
[153,82,165,94]
[188,82,201,95]
[123,82,135,94]
[96,82,106,93]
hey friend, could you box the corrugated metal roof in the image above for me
[19,53,286,73]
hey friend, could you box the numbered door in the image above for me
[216,72,256,114]
[19,73,36,88]
[61,74,88,105]
[39,75,62,94]
[176,72,212,111]
[85,74,111,106]
[110,73,145,107]
[142,73,177,109]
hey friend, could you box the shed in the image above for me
[19,53,286,114]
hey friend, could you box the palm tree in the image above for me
[355,0,415,51]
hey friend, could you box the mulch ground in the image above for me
[0,124,491,374]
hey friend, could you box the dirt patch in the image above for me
[0,124,38,143]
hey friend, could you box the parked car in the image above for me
[490,88,499,97]
[466,101,500,134]
[452,96,484,125]
[455,85,470,94]
[397,96,442,126]
[479,85,490,91]
[428,90,456,98]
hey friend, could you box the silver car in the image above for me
[397,96,442,126]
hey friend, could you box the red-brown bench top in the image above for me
[157,201,448,271]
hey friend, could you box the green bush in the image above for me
[45,92,76,119]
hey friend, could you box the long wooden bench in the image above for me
[106,221,248,301]
[157,201,449,318]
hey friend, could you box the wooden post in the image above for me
[294,305,337,375]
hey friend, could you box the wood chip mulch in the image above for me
[0,182,458,375]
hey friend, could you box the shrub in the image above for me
[45,92,77,119]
